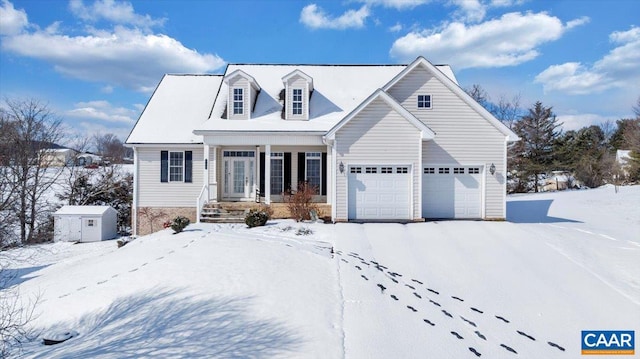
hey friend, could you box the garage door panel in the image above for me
[348,166,411,220]
[423,166,482,219]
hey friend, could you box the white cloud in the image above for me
[66,100,138,123]
[390,12,583,69]
[300,4,370,30]
[69,0,165,30]
[359,0,430,10]
[449,0,486,22]
[556,113,617,132]
[0,0,28,35]
[389,22,403,32]
[535,27,640,95]
[489,0,525,7]
[566,16,589,30]
[1,13,225,92]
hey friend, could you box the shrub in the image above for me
[245,209,269,228]
[170,216,190,234]
[286,182,320,222]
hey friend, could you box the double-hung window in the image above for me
[169,152,184,182]
[305,152,321,194]
[270,152,284,195]
[417,94,432,109]
[292,88,303,115]
[233,88,244,115]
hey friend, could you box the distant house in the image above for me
[76,153,102,167]
[125,57,519,235]
[40,148,76,167]
[541,171,578,192]
[53,205,118,242]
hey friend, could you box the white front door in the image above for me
[223,151,255,199]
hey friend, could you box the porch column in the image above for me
[265,144,271,205]
[211,146,218,202]
[326,144,332,204]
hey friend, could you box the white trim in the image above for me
[382,56,519,141]
[224,69,261,91]
[417,94,432,110]
[503,136,508,218]
[325,89,435,141]
[331,142,337,221]
[281,69,314,91]
[132,146,138,236]
[417,136,422,219]
[265,145,271,205]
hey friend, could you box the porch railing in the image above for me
[196,184,209,223]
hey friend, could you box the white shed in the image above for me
[53,205,118,242]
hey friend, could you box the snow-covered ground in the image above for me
[5,185,639,358]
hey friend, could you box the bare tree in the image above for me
[492,94,522,129]
[0,98,64,244]
[93,133,127,164]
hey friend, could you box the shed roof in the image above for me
[54,205,115,216]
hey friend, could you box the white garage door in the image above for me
[348,165,411,220]
[422,166,482,219]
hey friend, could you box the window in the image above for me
[454,167,464,174]
[223,151,254,157]
[270,152,284,195]
[161,151,192,183]
[305,152,321,193]
[233,88,244,115]
[468,167,480,174]
[381,167,393,174]
[169,152,184,182]
[292,88,303,115]
[87,219,95,227]
[418,94,432,109]
[424,167,435,174]
[365,167,377,174]
[396,167,409,174]
[438,167,450,174]
[350,167,362,174]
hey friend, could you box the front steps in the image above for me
[199,203,246,223]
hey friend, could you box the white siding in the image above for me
[335,98,422,220]
[137,146,204,207]
[228,77,249,120]
[388,66,507,218]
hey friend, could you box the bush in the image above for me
[286,182,320,222]
[245,209,269,228]
[170,216,190,234]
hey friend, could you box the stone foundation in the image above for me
[136,207,196,236]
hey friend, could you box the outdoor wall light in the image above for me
[339,161,345,174]
[489,163,496,175]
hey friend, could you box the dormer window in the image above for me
[233,88,244,115]
[292,88,303,115]
[282,69,313,121]
[224,69,261,120]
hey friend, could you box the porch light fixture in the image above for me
[489,163,496,175]
[339,161,345,174]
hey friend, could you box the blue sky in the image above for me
[1,0,638,143]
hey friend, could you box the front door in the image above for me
[223,151,255,199]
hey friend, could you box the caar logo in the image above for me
[582,330,635,355]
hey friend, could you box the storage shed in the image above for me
[53,205,118,242]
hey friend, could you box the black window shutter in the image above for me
[284,152,291,193]
[321,152,327,195]
[298,152,305,190]
[259,152,265,195]
[184,151,193,183]
[160,151,168,182]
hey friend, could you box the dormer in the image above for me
[224,70,261,120]
[282,70,313,120]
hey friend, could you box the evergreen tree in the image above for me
[510,101,562,192]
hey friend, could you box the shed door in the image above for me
[348,165,411,220]
[66,217,82,242]
[423,166,482,219]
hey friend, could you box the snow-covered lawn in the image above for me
[6,185,640,358]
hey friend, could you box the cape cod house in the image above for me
[125,57,519,235]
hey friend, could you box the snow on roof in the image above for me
[54,205,115,216]
[126,75,223,144]
[195,64,457,134]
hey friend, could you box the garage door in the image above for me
[348,165,411,220]
[422,166,482,219]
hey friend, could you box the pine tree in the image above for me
[510,101,562,192]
